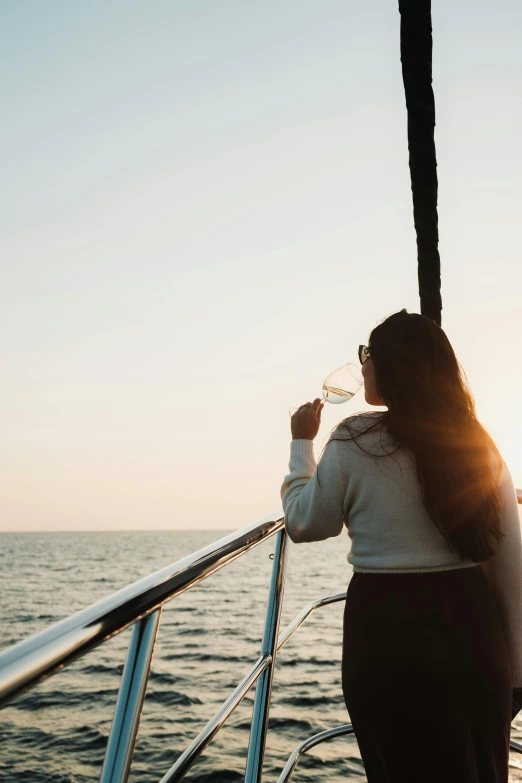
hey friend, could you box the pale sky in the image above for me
[1,0,521,531]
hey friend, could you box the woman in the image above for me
[281,309,522,783]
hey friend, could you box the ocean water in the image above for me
[2,529,522,783]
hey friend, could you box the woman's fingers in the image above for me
[290,399,323,440]
[297,400,322,413]
[312,399,323,415]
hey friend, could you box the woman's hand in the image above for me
[291,398,324,440]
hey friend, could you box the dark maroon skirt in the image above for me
[342,565,512,783]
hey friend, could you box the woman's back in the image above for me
[330,411,480,572]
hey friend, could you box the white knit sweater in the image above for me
[281,412,522,687]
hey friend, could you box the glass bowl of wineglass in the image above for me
[321,362,363,404]
[290,362,363,416]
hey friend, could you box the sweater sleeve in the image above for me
[280,439,345,543]
[488,458,522,688]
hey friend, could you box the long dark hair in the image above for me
[330,309,505,562]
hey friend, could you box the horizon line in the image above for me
[0,528,237,534]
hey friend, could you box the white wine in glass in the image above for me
[321,362,363,404]
[289,362,363,417]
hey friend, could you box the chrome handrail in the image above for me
[276,592,347,652]
[276,728,522,783]
[101,609,162,783]
[0,504,349,783]
[158,655,272,783]
[0,509,284,708]
[277,724,355,783]
[245,529,288,783]
[158,529,290,783]
[156,589,349,782]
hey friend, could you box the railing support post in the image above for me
[244,529,288,783]
[100,609,161,783]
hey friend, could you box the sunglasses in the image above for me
[358,345,371,365]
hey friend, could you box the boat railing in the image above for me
[0,510,347,783]
[2,492,522,782]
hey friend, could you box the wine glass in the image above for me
[290,362,363,416]
[321,362,363,404]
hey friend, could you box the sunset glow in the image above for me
[1,0,521,531]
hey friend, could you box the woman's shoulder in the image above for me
[327,410,400,457]
[328,411,386,442]
[335,410,386,434]
[348,410,386,421]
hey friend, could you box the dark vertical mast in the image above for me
[398,0,442,326]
